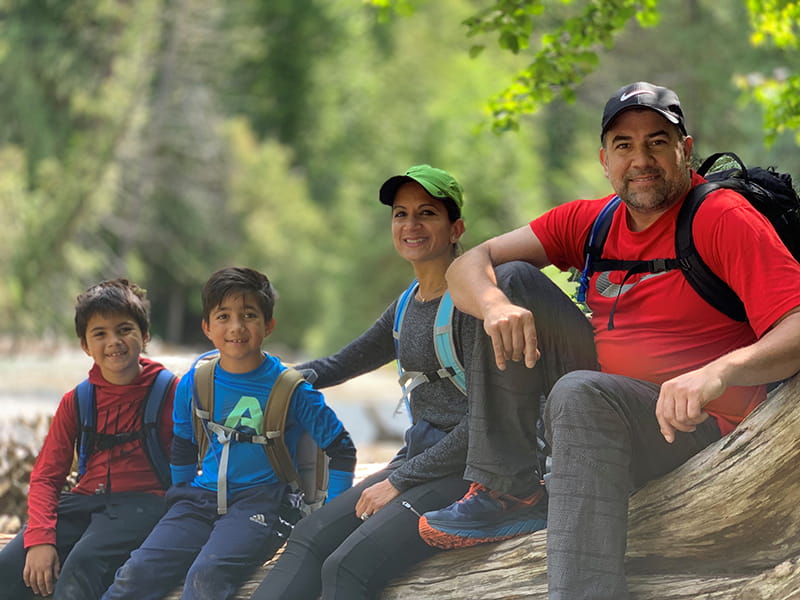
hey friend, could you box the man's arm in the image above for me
[656,306,800,442]
[446,225,551,370]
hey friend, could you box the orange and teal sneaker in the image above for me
[418,482,548,549]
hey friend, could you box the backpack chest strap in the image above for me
[92,430,144,451]
[202,418,276,515]
[393,283,466,416]
[396,367,460,414]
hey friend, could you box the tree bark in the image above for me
[3,375,799,599]
[380,373,800,599]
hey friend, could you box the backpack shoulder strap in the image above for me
[262,367,306,486]
[192,357,218,462]
[433,291,466,395]
[393,281,418,417]
[578,196,622,303]
[74,379,95,480]
[676,183,747,322]
[141,369,177,489]
[393,280,417,348]
[394,282,468,406]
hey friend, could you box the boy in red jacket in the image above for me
[0,279,178,599]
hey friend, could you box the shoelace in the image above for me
[459,481,544,508]
[458,482,488,503]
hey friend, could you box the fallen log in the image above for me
[3,374,799,599]
[381,373,800,600]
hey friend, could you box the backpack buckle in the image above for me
[649,258,669,273]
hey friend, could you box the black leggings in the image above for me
[251,468,468,600]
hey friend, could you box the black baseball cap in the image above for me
[601,82,687,140]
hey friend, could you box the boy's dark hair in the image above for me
[201,267,276,322]
[74,279,151,342]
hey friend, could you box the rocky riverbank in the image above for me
[0,415,51,532]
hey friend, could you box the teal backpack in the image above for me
[393,281,466,417]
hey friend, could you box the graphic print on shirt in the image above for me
[224,395,264,431]
[595,270,669,298]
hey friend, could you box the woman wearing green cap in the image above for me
[253,164,597,599]
[251,165,476,599]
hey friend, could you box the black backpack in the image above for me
[578,152,800,327]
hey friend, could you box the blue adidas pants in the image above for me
[0,492,165,600]
[101,483,286,600]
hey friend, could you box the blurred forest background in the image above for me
[1,0,798,358]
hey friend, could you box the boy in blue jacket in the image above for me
[102,267,356,600]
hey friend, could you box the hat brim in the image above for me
[379,175,415,206]
[602,106,684,138]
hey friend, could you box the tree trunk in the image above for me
[3,375,799,599]
[380,373,800,599]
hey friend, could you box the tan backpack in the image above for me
[191,355,328,515]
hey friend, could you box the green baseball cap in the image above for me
[379,164,464,216]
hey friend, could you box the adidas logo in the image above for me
[249,513,269,527]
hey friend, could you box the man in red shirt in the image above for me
[418,82,800,599]
[0,279,177,599]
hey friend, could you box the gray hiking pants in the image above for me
[545,371,721,599]
[463,261,598,496]
[462,261,722,598]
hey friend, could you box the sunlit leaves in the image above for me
[367,0,417,21]
[457,0,661,131]
[748,0,799,48]
[740,0,800,144]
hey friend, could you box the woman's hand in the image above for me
[23,544,60,597]
[354,479,400,520]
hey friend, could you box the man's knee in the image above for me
[546,370,609,420]
[545,371,633,442]
[495,261,548,302]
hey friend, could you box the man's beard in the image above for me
[619,170,688,213]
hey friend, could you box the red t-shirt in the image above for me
[24,358,177,548]
[531,172,800,434]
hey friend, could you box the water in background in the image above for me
[0,347,406,463]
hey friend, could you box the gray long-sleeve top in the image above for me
[296,294,478,492]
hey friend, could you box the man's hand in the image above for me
[23,544,60,597]
[656,368,725,443]
[483,302,541,370]
[354,479,400,520]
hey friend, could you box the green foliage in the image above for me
[460,0,661,132]
[459,0,800,142]
[0,0,164,337]
[1,0,799,355]
[370,0,417,20]
[741,0,800,144]
[748,0,799,48]
[223,119,327,350]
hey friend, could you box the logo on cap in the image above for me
[619,89,653,102]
